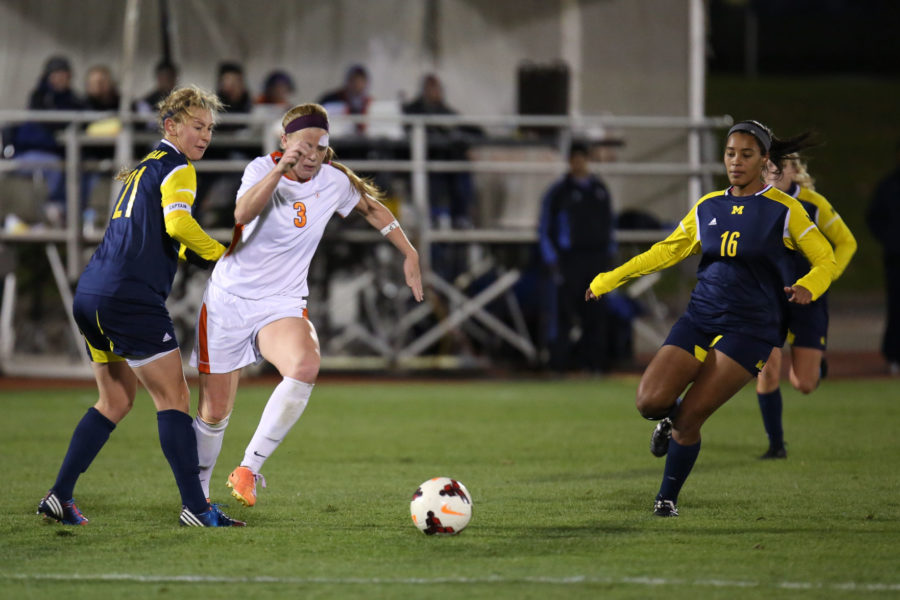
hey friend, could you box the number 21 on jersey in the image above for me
[111,167,147,219]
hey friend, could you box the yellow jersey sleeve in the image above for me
[589,205,701,297]
[160,163,226,261]
[783,199,837,300]
[803,190,857,280]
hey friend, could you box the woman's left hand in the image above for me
[405,255,424,302]
[785,285,812,305]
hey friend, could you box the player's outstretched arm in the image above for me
[355,195,424,302]
[586,221,699,301]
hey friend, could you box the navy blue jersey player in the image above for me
[37,86,244,527]
[755,155,856,459]
[586,120,837,517]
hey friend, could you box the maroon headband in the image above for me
[284,113,329,134]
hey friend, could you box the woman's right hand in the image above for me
[278,140,304,174]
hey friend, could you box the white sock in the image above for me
[242,377,313,473]
[193,414,229,499]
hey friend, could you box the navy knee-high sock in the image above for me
[52,407,116,501]
[157,409,208,515]
[757,389,784,449]
[657,438,701,504]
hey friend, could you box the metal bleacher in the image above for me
[0,109,731,377]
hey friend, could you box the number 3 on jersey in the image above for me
[720,230,740,257]
[293,201,307,228]
[111,166,147,219]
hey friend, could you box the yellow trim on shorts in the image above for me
[87,310,125,363]
[85,337,125,363]
[693,345,708,362]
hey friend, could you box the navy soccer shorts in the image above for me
[72,293,179,362]
[663,314,774,377]
[785,297,828,351]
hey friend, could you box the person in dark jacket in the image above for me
[13,55,85,224]
[538,141,614,372]
[317,64,370,134]
[403,73,481,229]
[867,140,900,375]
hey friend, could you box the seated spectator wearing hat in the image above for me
[256,70,295,108]
[11,55,85,225]
[317,64,371,134]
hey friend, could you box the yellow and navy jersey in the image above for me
[590,185,837,345]
[782,183,857,284]
[76,140,225,302]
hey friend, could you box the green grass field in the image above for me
[1,377,898,599]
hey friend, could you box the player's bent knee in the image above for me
[634,391,673,420]
[95,398,133,423]
[152,385,190,413]
[792,377,818,395]
[757,369,779,393]
[200,404,231,424]
[283,357,320,383]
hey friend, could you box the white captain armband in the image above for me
[380,219,400,236]
[163,201,192,216]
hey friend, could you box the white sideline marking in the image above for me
[2,573,900,591]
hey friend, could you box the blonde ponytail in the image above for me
[325,147,386,202]
[784,154,816,191]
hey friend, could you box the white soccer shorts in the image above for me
[190,281,308,374]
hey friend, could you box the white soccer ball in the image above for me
[410,477,473,535]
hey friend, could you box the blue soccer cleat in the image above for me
[179,503,246,527]
[759,445,787,460]
[653,499,678,517]
[650,418,673,457]
[37,491,88,525]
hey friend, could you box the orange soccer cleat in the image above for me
[226,466,266,507]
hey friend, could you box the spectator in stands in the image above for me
[318,64,371,134]
[255,70,295,108]
[134,60,179,116]
[84,65,120,112]
[13,55,84,225]
[538,141,614,373]
[195,62,255,227]
[216,61,253,132]
[82,64,122,228]
[867,139,900,376]
[403,73,481,229]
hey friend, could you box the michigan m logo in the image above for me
[731,205,744,215]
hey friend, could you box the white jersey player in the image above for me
[190,103,424,507]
